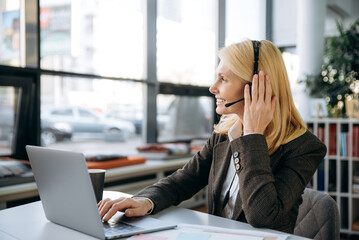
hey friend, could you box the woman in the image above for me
[98,39,327,234]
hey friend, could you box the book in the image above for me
[353,126,359,157]
[317,126,325,142]
[329,124,337,156]
[340,132,347,157]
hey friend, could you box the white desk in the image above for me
[0,191,309,240]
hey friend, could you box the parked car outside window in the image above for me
[41,107,135,142]
[41,120,72,146]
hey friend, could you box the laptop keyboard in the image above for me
[103,221,144,236]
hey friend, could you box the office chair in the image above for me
[294,188,340,240]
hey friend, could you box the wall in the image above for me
[272,0,359,47]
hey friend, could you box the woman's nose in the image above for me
[209,83,217,95]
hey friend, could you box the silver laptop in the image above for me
[26,145,176,239]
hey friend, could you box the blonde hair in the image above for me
[214,39,306,155]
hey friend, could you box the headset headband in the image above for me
[252,40,260,75]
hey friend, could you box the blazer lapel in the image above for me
[211,140,232,215]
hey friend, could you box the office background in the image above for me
[0,0,357,158]
[0,0,358,238]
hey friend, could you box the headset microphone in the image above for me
[225,98,244,107]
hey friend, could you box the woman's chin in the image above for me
[216,106,243,117]
[216,106,228,115]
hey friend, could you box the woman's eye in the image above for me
[221,77,227,82]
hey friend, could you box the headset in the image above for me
[225,40,260,107]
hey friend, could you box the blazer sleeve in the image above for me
[231,133,326,228]
[134,132,218,214]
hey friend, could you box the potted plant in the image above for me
[305,19,359,118]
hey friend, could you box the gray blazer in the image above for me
[136,130,327,233]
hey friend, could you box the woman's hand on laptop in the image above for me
[98,197,153,221]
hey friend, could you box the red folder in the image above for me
[86,156,146,169]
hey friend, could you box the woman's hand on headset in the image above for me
[243,71,276,135]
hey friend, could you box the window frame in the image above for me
[0,65,39,159]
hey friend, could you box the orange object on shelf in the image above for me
[86,156,146,170]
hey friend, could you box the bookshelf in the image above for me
[306,118,359,235]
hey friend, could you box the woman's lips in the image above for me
[216,98,225,105]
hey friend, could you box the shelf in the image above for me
[327,192,359,198]
[340,229,359,236]
[308,118,359,124]
[306,119,359,235]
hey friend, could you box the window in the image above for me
[157,0,217,86]
[37,0,147,154]
[225,0,267,44]
[40,0,146,79]
[41,75,143,155]
[51,109,72,116]
[156,0,217,144]
[157,94,213,142]
[0,0,223,159]
[0,0,21,67]
[281,47,300,88]
[281,47,303,112]
[0,86,17,155]
[78,109,95,118]
[0,72,37,159]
